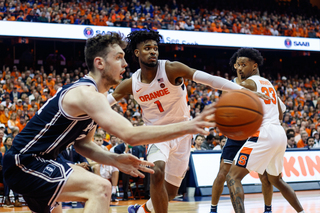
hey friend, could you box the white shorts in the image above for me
[147,134,192,187]
[234,124,287,176]
[100,165,119,180]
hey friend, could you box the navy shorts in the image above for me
[3,149,73,213]
[221,138,247,164]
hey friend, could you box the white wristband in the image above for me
[107,94,117,106]
[192,70,243,91]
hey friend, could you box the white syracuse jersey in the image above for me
[248,75,280,127]
[132,60,190,125]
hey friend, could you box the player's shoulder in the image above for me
[65,85,101,105]
[165,60,180,69]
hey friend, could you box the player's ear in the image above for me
[253,63,258,71]
[234,63,237,69]
[94,57,104,70]
[134,49,139,57]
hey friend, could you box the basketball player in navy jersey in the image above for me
[107,29,269,213]
[226,48,304,213]
[2,32,216,213]
[210,51,274,213]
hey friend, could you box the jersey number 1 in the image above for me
[154,100,164,112]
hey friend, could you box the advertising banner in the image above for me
[1,22,319,51]
[191,150,320,187]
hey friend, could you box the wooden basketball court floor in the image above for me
[0,190,319,212]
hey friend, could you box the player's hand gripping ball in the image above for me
[215,90,263,140]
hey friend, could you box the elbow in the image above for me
[121,132,142,146]
[124,137,140,146]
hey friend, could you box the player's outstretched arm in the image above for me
[165,61,243,91]
[66,86,215,146]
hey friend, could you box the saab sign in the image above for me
[285,38,310,48]
[294,41,310,46]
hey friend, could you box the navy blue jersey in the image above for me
[11,76,97,161]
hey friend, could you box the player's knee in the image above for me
[266,176,282,188]
[259,175,271,186]
[150,166,165,184]
[90,179,112,199]
[219,164,231,177]
[216,171,228,183]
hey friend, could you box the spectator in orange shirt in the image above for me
[4,13,15,21]
[41,88,49,102]
[7,112,19,134]
[0,107,10,127]
[222,24,230,33]
[46,75,55,90]
[297,131,308,148]
[95,15,107,26]
[106,135,118,151]
[27,108,35,120]
[118,98,128,114]
[15,99,24,111]
[263,25,272,35]
[16,116,26,132]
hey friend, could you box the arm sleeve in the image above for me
[192,70,243,91]
[107,93,117,106]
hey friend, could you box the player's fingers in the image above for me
[133,169,145,178]
[199,106,216,119]
[201,121,216,128]
[139,160,154,168]
[129,170,139,177]
[205,114,215,122]
[196,128,210,135]
[138,166,154,174]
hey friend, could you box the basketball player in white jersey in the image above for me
[226,48,304,213]
[210,51,274,213]
[107,30,268,213]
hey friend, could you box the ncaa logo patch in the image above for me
[43,164,56,177]
[84,27,94,38]
[284,39,292,48]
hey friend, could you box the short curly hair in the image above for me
[234,48,264,66]
[84,32,127,71]
[126,29,162,61]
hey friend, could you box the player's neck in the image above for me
[140,66,157,83]
[87,72,110,93]
[253,69,260,76]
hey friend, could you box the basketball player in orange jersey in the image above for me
[226,48,304,213]
[210,51,274,213]
[107,30,268,213]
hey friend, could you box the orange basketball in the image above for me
[215,89,263,140]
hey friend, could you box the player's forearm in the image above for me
[121,122,191,146]
[74,141,119,167]
[193,70,243,91]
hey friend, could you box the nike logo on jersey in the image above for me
[136,88,142,92]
